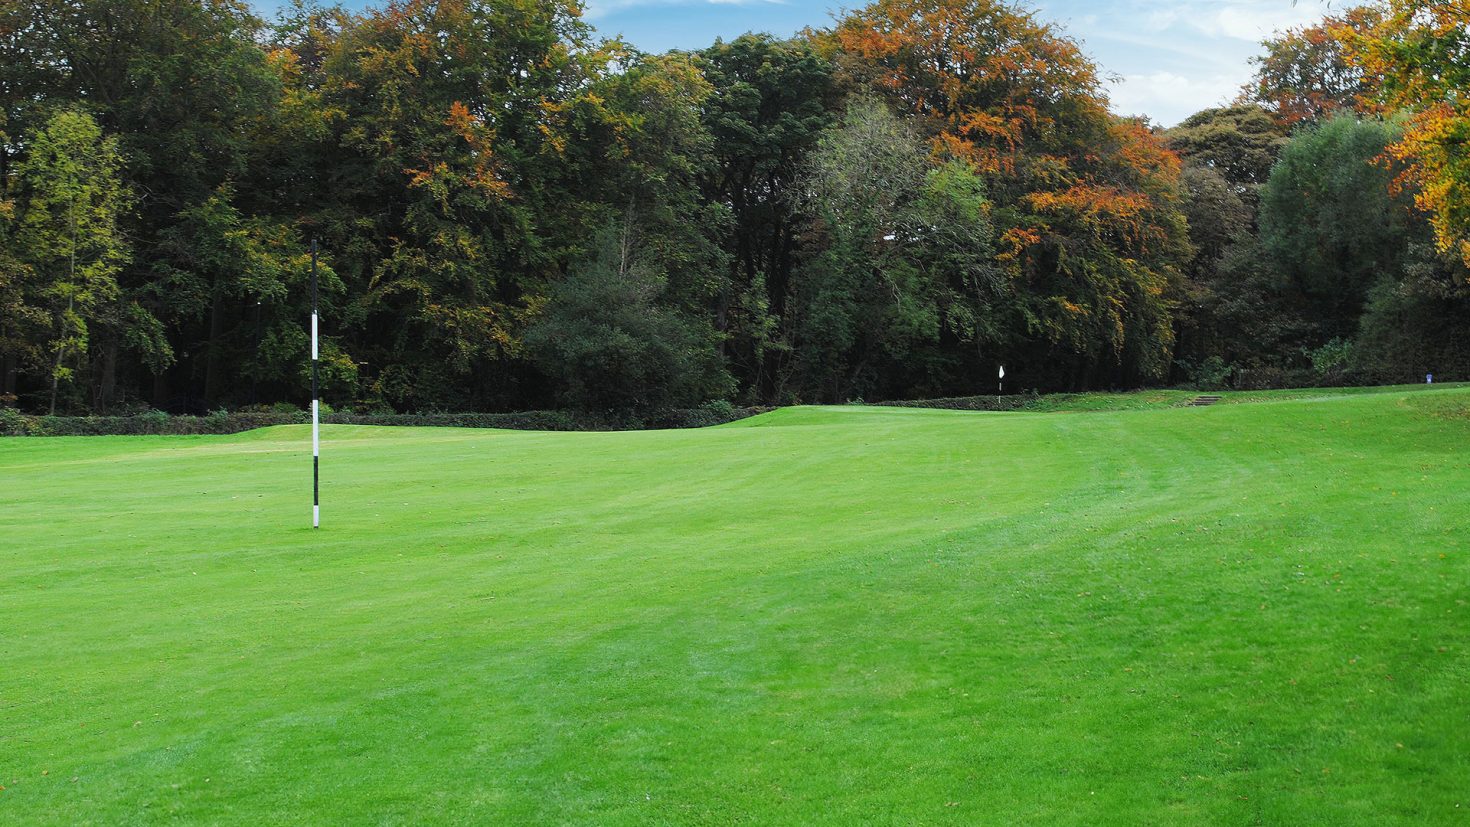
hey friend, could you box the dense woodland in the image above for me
[0,0,1466,414]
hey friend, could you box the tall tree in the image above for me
[523,49,734,409]
[790,97,934,400]
[1341,0,1470,265]
[13,110,130,413]
[1246,8,1380,127]
[1259,114,1412,342]
[0,118,42,401]
[825,0,1191,388]
[1165,105,1290,204]
[8,0,290,411]
[696,34,838,399]
[1164,105,1290,379]
[306,0,610,410]
[789,97,1001,400]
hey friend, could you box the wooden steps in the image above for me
[1188,395,1223,407]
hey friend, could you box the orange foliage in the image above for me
[1340,1,1470,264]
[823,0,1190,375]
[1247,7,1381,126]
[829,0,1104,174]
[404,102,513,201]
[998,227,1042,263]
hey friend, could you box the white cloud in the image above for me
[1041,0,1357,124]
[1142,7,1183,31]
[1108,71,1244,126]
[1200,2,1327,41]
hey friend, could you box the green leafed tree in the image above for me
[151,185,341,406]
[1167,104,1292,383]
[0,116,44,401]
[522,48,736,411]
[13,109,130,413]
[1259,113,1412,343]
[523,220,733,411]
[695,34,839,398]
[1353,242,1470,382]
[789,97,1000,401]
[1166,105,1290,209]
[303,0,617,410]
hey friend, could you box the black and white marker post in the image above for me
[310,239,320,529]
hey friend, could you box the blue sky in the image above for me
[262,0,1341,126]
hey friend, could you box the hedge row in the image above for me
[870,391,1041,412]
[0,403,769,437]
[1229,366,1451,391]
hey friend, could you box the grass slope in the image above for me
[3,389,1468,825]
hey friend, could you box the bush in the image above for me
[523,227,734,411]
[0,410,308,437]
[1177,356,1233,390]
[0,406,40,436]
[0,405,766,437]
[1307,338,1353,383]
[871,391,1038,412]
[1231,366,1319,391]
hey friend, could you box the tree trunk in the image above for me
[1,353,16,399]
[49,344,63,415]
[203,287,225,407]
[49,296,72,415]
[153,370,169,411]
[97,335,118,413]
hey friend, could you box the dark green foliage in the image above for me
[1166,104,1292,382]
[870,391,1038,411]
[523,226,733,411]
[787,98,1002,401]
[695,34,839,398]
[1352,243,1470,382]
[0,403,766,436]
[1166,105,1291,198]
[1178,165,1252,274]
[10,110,131,413]
[305,0,598,411]
[1259,114,1411,341]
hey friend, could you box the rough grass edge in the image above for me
[0,403,773,437]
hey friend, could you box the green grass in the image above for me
[3,388,1468,824]
[877,381,1470,413]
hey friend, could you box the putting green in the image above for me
[3,389,1467,824]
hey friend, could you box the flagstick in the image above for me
[311,239,320,529]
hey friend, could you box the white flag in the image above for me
[998,365,1005,379]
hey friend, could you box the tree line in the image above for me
[0,0,1464,415]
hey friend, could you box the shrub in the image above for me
[1307,338,1353,382]
[1178,356,1233,390]
[0,406,39,436]
[871,392,1035,412]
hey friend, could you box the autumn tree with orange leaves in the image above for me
[304,0,618,409]
[1245,7,1382,127]
[824,0,1191,389]
[1341,0,1470,266]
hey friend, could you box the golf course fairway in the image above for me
[3,388,1468,824]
